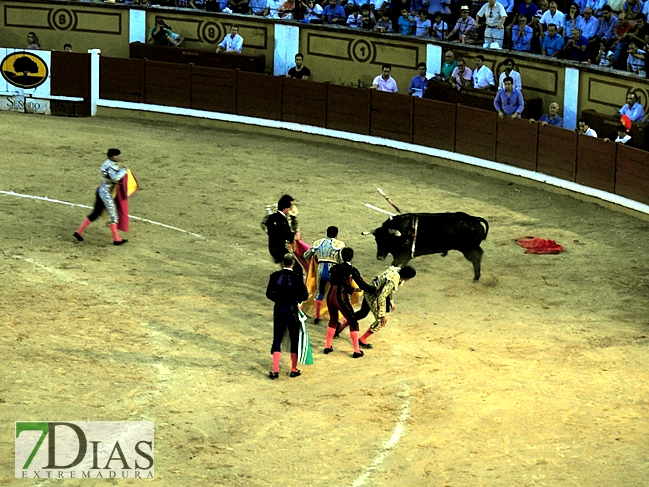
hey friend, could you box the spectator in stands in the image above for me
[540,1,566,36]
[494,76,525,119]
[517,0,539,23]
[449,57,473,90]
[360,6,376,29]
[408,62,429,97]
[498,57,522,90]
[217,25,244,53]
[374,9,395,32]
[447,5,478,43]
[148,20,176,46]
[322,0,347,23]
[563,4,582,38]
[300,0,323,21]
[512,14,534,51]
[595,6,619,46]
[228,0,250,14]
[287,53,311,80]
[27,32,40,50]
[476,0,507,48]
[63,43,73,52]
[577,118,598,137]
[596,41,616,66]
[603,125,632,144]
[615,92,644,121]
[250,0,268,14]
[177,0,201,7]
[584,0,606,17]
[416,10,433,38]
[623,0,643,21]
[530,101,563,127]
[426,0,451,17]
[264,0,287,18]
[372,64,399,92]
[559,27,589,61]
[532,0,550,52]
[473,54,496,90]
[347,5,363,27]
[278,0,296,18]
[432,50,457,81]
[578,7,599,40]
[398,8,416,35]
[627,40,646,75]
[542,23,565,55]
[430,11,448,39]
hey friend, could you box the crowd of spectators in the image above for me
[125,0,649,76]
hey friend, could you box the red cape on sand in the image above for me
[516,236,564,254]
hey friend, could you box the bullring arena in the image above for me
[1,107,649,486]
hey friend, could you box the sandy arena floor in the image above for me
[1,108,648,486]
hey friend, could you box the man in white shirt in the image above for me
[473,55,495,90]
[577,118,597,137]
[371,64,398,92]
[476,0,507,48]
[498,57,522,90]
[216,25,244,53]
[540,1,565,36]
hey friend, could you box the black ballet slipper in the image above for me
[359,341,373,349]
[268,371,279,380]
[289,370,301,378]
[352,351,365,358]
[73,232,84,242]
[323,347,333,354]
[114,239,128,246]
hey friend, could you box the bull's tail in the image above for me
[477,217,489,240]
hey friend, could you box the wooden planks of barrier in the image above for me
[576,135,617,193]
[496,117,538,171]
[537,124,578,182]
[615,144,649,205]
[412,98,456,152]
[455,105,497,161]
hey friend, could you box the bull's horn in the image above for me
[388,229,401,237]
[361,230,373,236]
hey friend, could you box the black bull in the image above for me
[363,212,489,281]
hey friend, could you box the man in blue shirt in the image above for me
[542,23,564,56]
[494,76,525,119]
[616,92,645,122]
[398,8,416,34]
[559,27,589,61]
[322,0,346,24]
[408,62,429,97]
[512,15,533,51]
[530,101,563,127]
[596,5,618,43]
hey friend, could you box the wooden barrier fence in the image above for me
[97,56,649,206]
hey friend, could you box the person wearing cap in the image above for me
[347,265,416,349]
[447,5,477,42]
[73,149,129,246]
[476,0,507,48]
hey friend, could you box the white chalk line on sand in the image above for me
[351,386,410,487]
[0,190,203,238]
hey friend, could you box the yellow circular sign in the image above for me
[1,52,49,89]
